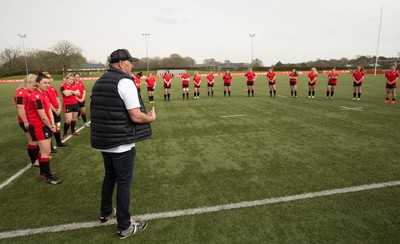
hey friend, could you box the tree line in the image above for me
[0,40,86,77]
[1,39,398,77]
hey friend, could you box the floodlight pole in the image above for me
[18,34,29,76]
[142,33,150,74]
[249,34,255,67]
[374,6,383,76]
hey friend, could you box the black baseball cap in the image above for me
[108,49,139,63]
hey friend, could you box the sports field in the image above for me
[0,73,399,243]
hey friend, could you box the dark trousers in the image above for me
[101,147,136,231]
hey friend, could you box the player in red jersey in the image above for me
[245,67,256,97]
[145,73,156,103]
[308,67,318,99]
[43,72,66,151]
[326,68,339,99]
[289,69,298,98]
[223,70,232,97]
[132,72,142,93]
[352,66,364,100]
[207,71,215,97]
[163,70,172,101]
[193,71,202,99]
[266,68,276,98]
[14,74,39,166]
[384,65,399,104]
[181,70,190,100]
[60,73,80,139]
[26,73,61,185]
[74,73,89,127]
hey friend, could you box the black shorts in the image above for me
[19,122,28,133]
[147,87,154,92]
[29,125,52,141]
[353,83,362,87]
[290,82,297,86]
[308,83,315,86]
[269,82,275,86]
[386,84,396,89]
[53,112,61,123]
[247,81,254,86]
[65,103,79,113]
[194,85,200,88]
[224,83,231,87]
[78,101,86,108]
[208,83,214,87]
[164,85,171,89]
[182,84,189,88]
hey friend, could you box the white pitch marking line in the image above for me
[0,164,31,190]
[276,95,287,98]
[0,122,90,191]
[220,114,246,118]
[0,180,399,239]
[340,106,363,112]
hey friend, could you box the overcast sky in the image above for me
[1,0,399,66]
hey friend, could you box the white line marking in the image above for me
[220,114,246,118]
[0,180,398,239]
[0,122,90,191]
[0,164,31,190]
[276,95,287,98]
[340,106,363,112]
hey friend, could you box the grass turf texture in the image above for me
[0,73,399,243]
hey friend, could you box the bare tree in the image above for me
[51,40,86,72]
[251,58,264,67]
[203,58,220,64]
[0,48,24,73]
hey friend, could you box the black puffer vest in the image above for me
[90,67,152,150]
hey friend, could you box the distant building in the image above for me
[66,63,106,74]
[156,69,186,76]
[193,62,247,71]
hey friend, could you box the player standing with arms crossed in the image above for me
[267,68,276,98]
[326,68,339,99]
[207,71,215,97]
[245,67,256,97]
[60,73,80,139]
[43,72,66,149]
[181,70,190,100]
[193,71,201,99]
[289,69,298,98]
[26,73,61,184]
[163,70,172,101]
[352,66,364,100]
[384,65,399,104]
[145,73,156,103]
[74,73,89,127]
[223,70,232,97]
[308,67,317,98]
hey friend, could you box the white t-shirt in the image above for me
[100,78,140,153]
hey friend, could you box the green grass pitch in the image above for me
[0,73,399,243]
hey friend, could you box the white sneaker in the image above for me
[353,98,356,100]
[118,220,148,239]
[100,208,116,223]
[84,122,90,127]
[308,96,311,98]
[312,96,314,99]
[357,98,360,101]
